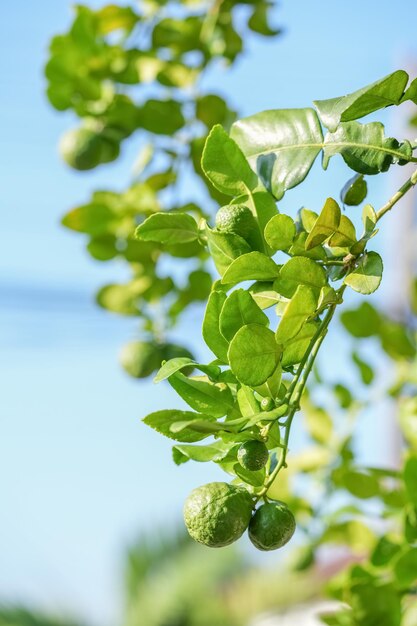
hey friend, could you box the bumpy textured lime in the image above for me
[238,440,269,471]
[59,128,103,170]
[215,204,264,252]
[184,482,253,547]
[120,341,162,379]
[249,502,296,551]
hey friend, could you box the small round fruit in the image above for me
[238,440,269,471]
[249,502,296,551]
[59,127,103,170]
[260,397,275,411]
[119,341,162,379]
[184,482,253,548]
[215,204,263,250]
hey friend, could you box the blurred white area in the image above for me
[251,601,343,626]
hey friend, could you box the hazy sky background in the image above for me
[2,0,417,623]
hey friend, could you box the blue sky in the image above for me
[1,0,417,623]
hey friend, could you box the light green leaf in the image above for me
[328,215,357,248]
[303,400,333,444]
[234,463,265,487]
[254,363,282,399]
[341,469,380,499]
[154,358,220,383]
[202,124,258,195]
[282,321,318,367]
[172,442,232,465]
[143,409,216,442]
[341,174,368,206]
[228,324,281,386]
[219,288,268,341]
[344,251,383,294]
[237,385,261,416]
[221,251,280,284]
[264,214,296,251]
[289,231,327,261]
[276,285,317,344]
[136,213,198,244]
[314,70,409,132]
[202,290,229,362]
[352,352,374,385]
[275,257,327,298]
[362,203,377,235]
[305,197,341,250]
[168,372,233,417]
[231,108,324,200]
[249,281,284,309]
[395,548,417,588]
[206,227,251,276]
[323,121,412,175]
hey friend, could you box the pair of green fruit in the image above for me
[184,482,295,550]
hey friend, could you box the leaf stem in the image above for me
[376,167,417,222]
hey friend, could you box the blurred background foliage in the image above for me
[46,0,282,379]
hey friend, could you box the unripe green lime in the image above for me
[248,502,296,551]
[59,127,103,170]
[119,341,162,378]
[238,440,269,471]
[184,482,253,547]
[261,397,275,411]
[215,204,263,250]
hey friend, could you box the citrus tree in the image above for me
[46,0,282,378]
[138,70,417,624]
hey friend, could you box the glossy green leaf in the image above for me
[344,251,383,294]
[206,228,251,276]
[305,197,341,250]
[221,251,280,284]
[219,289,268,341]
[228,324,281,386]
[168,372,234,417]
[276,285,317,344]
[341,174,368,206]
[231,108,324,200]
[136,213,199,244]
[275,256,327,298]
[264,214,296,251]
[202,290,230,362]
[247,2,281,37]
[172,442,232,465]
[202,124,258,196]
[143,409,216,443]
[323,121,412,175]
[314,70,409,132]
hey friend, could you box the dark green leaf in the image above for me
[206,227,251,276]
[341,174,368,206]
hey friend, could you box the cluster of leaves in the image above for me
[139,69,417,613]
[46,1,282,378]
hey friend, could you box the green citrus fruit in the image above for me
[260,397,275,411]
[215,204,263,250]
[119,341,162,378]
[59,127,103,170]
[238,440,269,471]
[184,482,254,547]
[248,502,296,551]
